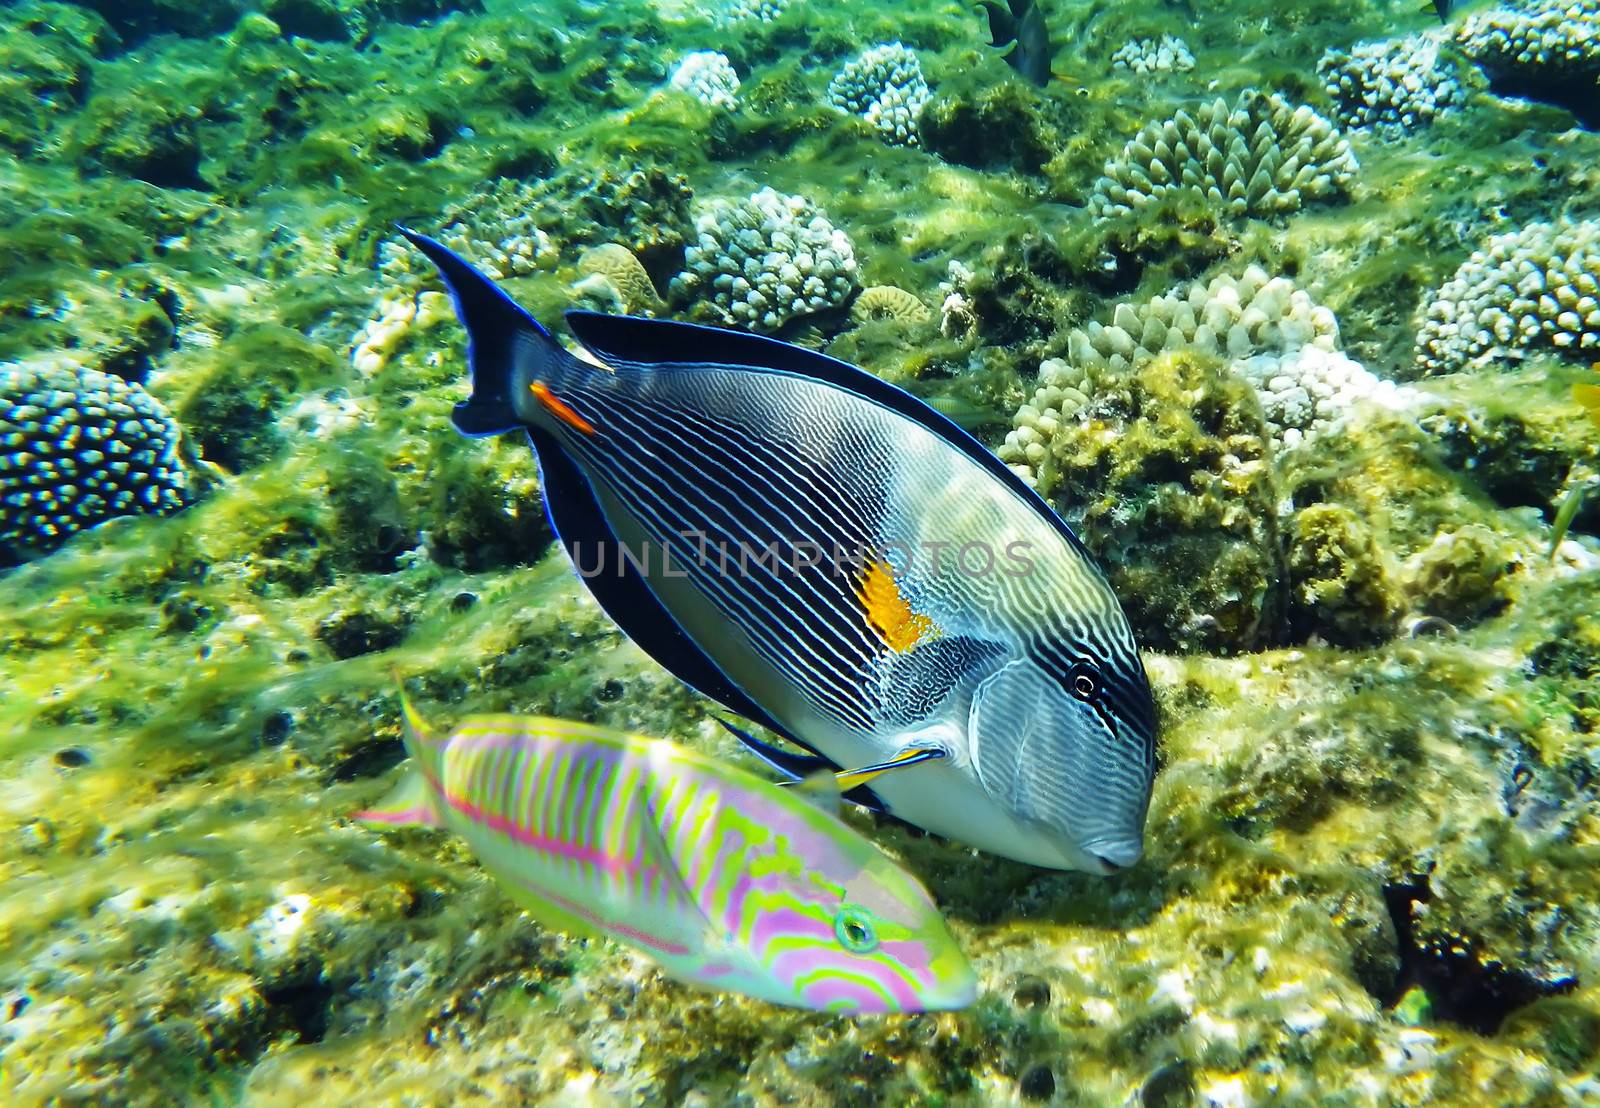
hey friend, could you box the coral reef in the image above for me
[1318,31,1466,138]
[4,0,1600,1101]
[1416,218,1600,375]
[1089,90,1358,220]
[1,356,189,565]
[1111,35,1195,74]
[827,42,931,148]
[669,50,740,111]
[669,187,858,333]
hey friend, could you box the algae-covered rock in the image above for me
[1287,503,1399,647]
[1032,349,1288,655]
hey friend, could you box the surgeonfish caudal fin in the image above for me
[354,766,442,829]
[396,227,564,438]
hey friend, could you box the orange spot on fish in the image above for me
[856,558,940,653]
[531,380,596,435]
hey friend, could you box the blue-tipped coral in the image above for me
[1,357,188,564]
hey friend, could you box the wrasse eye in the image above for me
[834,905,879,954]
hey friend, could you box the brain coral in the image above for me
[670,187,858,333]
[1415,217,1600,374]
[1088,90,1358,219]
[573,244,665,316]
[2,358,188,563]
[827,42,930,148]
[851,285,933,326]
[669,50,739,110]
[1318,30,1465,137]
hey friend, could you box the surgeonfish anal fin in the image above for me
[395,226,549,439]
[353,767,442,829]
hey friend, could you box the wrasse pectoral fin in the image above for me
[638,791,725,943]
[833,747,946,791]
[531,380,597,436]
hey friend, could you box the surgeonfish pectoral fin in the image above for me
[353,767,442,829]
[832,748,947,792]
[715,717,834,781]
[791,770,843,817]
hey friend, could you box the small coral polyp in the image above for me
[1089,89,1357,219]
[1,357,188,563]
[670,187,858,333]
[1110,35,1195,74]
[669,51,739,111]
[1416,218,1600,374]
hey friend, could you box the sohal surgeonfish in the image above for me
[357,685,977,1013]
[400,229,1157,874]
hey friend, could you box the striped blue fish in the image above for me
[400,229,1157,874]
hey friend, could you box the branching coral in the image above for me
[1415,217,1600,374]
[1,357,188,563]
[669,188,858,333]
[827,43,930,148]
[1088,90,1358,219]
[1318,31,1465,137]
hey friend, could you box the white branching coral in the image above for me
[1416,217,1600,374]
[1111,35,1195,74]
[670,188,859,333]
[827,43,930,148]
[669,51,739,110]
[1318,31,1465,137]
[1089,90,1358,219]
[1000,267,1416,480]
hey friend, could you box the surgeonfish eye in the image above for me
[1071,665,1098,700]
[833,904,880,954]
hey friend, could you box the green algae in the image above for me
[3,0,1600,1101]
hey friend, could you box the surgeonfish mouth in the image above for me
[396,226,1159,875]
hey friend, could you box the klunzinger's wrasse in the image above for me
[356,686,978,1014]
[400,229,1157,874]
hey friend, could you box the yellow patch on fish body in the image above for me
[856,558,940,653]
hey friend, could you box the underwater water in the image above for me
[4,0,1600,1101]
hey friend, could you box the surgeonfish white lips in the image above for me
[968,656,1149,874]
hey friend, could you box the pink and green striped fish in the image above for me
[355,687,977,1013]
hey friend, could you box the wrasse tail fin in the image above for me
[397,226,560,438]
[354,767,442,829]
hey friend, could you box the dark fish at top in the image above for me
[976,0,1054,87]
[399,229,1158,874]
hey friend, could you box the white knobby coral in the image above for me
[669,51,739,110]
[1089,89,1358,219]
[1318,31,1465,137]
[1111,35,1195,74]
[1415,218,1600,374]
[1000,267,1416,481]
[670,187,859,333]
[723,0,788,23]
[1456,0,1600,84]
[827,42,931,148]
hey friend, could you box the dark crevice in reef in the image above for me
[1380,875,1578,1034]
[328,737,406,782]
[259,979,336,1044]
